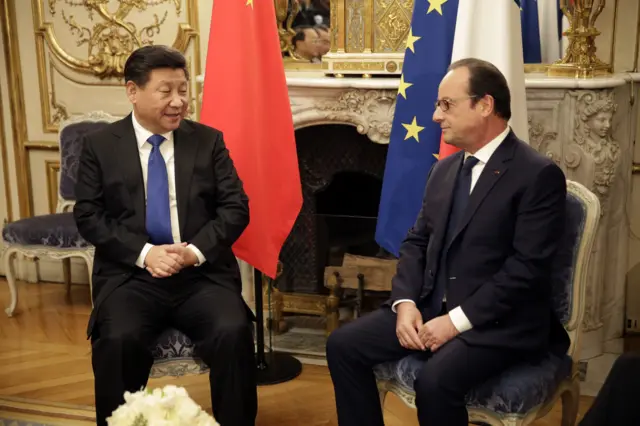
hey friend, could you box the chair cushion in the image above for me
[151,328,199,361]
[374,351,573,414]
[1,213,90,249]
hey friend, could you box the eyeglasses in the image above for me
[434,95,477,112]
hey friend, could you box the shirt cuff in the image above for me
[187,244,206,266]
[449,306,473,333]
[136,243,153,268]
[391,299,415,313]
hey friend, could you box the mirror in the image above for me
[275,0,330,69]
[275,0,569,74]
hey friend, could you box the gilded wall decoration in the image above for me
[34,0,200,133]
[43,0,186,79]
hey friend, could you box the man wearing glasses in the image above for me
[326,58,570,426]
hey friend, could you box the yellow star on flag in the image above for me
[405,27,421,53]
[402,117,425,142]
[246,0,253,7]
[427,0,447,15]
[398,74,413,99]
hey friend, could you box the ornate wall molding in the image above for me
[34,0,201,133]
[0,63,13,223]
[1,0,31,218]
[45,159,59,214]
[1,0,203,219]
[37,0,194,79]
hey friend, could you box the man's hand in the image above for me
[144,244,184,278]
[165,244,199,268]
[418,314,459,352]
[144,243,194,278]
[395,303,426,351]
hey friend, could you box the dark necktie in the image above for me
[145,134,173,245]
[446,155,480,244]
[431,155,480,313]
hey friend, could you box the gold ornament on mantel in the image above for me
[548,0,612,78]
[322,0,413,77]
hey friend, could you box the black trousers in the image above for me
[579,351,640,426]
[326,307,521,426]
[90,271,257,426]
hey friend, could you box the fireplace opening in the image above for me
[278,124,389,294]
[315,171,382,272]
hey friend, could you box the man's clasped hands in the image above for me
[395,303,459,353]
[144,243,198,278]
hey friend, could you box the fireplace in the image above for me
[278,124,388,294]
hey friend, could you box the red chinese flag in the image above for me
[438,133,460,159]
[200,0,302,279]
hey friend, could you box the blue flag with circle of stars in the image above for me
[375,0,460,256]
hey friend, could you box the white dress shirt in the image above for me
[131,113,206,268]
[392,126,510,333]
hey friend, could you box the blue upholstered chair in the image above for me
[150,328,210,378]
[374,179,600,426]
[2,111,117,316]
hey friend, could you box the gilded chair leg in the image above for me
[560,379,580,426]
[3,247,19,317]
[62,258,71,296]
[378,388,388,408]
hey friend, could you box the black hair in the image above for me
[124,45,189,87]
[448,58,511,120]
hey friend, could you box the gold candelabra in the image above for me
[548,0,611,78]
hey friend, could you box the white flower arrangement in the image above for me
[107,385,219,426]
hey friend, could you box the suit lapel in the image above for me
[113,115,146,230]
[431,153,464,260]
[446,134,517,250]
[174,120,197,238]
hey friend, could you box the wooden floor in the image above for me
[0,280,594,425]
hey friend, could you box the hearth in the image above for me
[278,124,388,294]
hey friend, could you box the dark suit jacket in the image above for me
[73,115,251,338]
[389,130,570,354]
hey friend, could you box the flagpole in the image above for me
[254,268,302,384]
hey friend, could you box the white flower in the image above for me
[107,385,219,426]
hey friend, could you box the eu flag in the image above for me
[518,0,542,63]
[375,0,459,256]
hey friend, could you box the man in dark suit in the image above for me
[73,45,257,426]
[326,58,570,426]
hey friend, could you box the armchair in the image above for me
[2,111,117,316]
[374,179,600,426]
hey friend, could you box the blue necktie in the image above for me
[431,156,480,313]
[145,134,173,245]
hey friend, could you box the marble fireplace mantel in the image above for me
[196,71,640,395]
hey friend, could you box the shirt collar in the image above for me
[465,125,510,164]
[131,112,173,149]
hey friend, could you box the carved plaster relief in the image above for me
[290,87,397,142]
